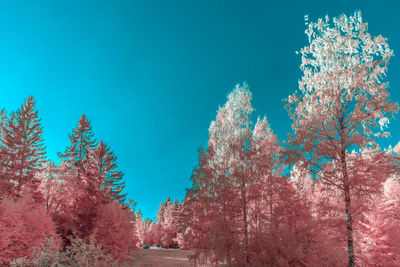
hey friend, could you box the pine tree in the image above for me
[57,114,97,177]
[86,141,127,204]
[0,96,46,200]
[57,115,97,241]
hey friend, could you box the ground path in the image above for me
[127,248,213,267]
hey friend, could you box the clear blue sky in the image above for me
[0,0,399,219]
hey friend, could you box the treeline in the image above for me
[0,97,137,266]
[138,11,400,266]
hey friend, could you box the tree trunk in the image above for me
[344,185,355,267]
[340,148,355,267]
[241,183,249,264]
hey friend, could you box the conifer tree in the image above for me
[86,141,127,204]
[0,96,46,200]
[57,114,97,177]
[57,115,97,241]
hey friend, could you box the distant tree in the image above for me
[156,198,177,248]
[176,194,196,249]
[285,11,398,266]
[0,96,46,201]
[172,200,185,244]
[134,210,147,247]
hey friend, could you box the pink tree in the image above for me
[92,201,136,262]
[0,194,59,265]
[134,210,153,247]
[56,115,99,242]
[208,84,254,264]
[49,160,84,246]
[0,96,46,201]
[58,114,97,177]
[86,141,127,204]
[156,198,179,248]
[358,175,400,265]
[185,144,237,264]
[185,84,321,265]
[37,161,64,216]
[247,122,328,265]
[285,11,398,266]
[171,200,186,248]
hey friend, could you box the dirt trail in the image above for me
[127,249,212,267]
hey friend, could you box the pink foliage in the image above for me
[179,84,336,266]
[357,176,400,266]
[92,201,136,261]
[0,194,59,265]
[285,11,398,266]
[0,10,399,267]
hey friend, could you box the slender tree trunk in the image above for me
[16,157,25,197]
[268,178,276,259]
[340,147,355,267]
[241,183,249,264]
[344,184,354,267]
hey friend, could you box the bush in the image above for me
[0,195,59,265]
[92,201,136,261]
[10,237,121,267]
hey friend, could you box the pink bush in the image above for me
[92,201,136,261]
[0,194,59,265]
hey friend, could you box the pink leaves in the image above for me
[285,11,399,267]
[92,201,136,261]
[0,98,137,265]
[357,176,400,265]
[0,194,59,264]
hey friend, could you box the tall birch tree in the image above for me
[285,11,398,266]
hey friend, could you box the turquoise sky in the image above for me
[0,0,399,219]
